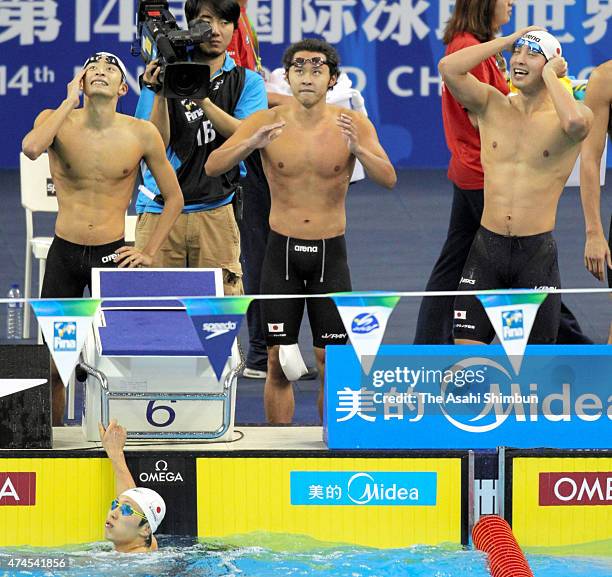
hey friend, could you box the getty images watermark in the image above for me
[342,354,612,422]
[0,555,71,570]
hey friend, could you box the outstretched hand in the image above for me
[98,419,127,457]
[247,121,286,150]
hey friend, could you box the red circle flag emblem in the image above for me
[156,506,161,513]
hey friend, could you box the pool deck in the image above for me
[3,425,329,453]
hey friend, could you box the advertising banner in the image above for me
[2,1,610,169]
[325,344,612,449]
[30,299,101,386]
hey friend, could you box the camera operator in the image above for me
[134,0,267,294]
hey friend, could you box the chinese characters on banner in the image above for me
[1,1,610,169]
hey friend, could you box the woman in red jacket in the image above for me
[414,0,590,344]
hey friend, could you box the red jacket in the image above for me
[226,6,260,72]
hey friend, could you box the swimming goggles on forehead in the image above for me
[110,499,148,521]
[290,56,328,69]
[83,54,126,79]
[512,38,545,58]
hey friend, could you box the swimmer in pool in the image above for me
[205,38,396,424]
[438,28,593,344]
[579,60,612,344]
[22,52,184,425]
[99,419,165,552]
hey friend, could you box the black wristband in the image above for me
[139,73,162,94]
[144,81,162,94]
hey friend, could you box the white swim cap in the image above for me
[120,487,166,533]
[515,30,562,61]
[83,52,128,79]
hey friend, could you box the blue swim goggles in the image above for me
[512,38,545,58]
[110,499,148,522]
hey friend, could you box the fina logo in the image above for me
[53,321,77,351]
[347,472,419,504]
[351,313,380,334]
[501,309,524,340]
[202,320,237,340]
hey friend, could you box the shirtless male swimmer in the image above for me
[438,29,593,344]
[22,52,184,424]
[206,38,396,423]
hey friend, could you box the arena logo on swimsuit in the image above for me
[351,313,380,334]
[53,321,77,351]
[101,253,118,264]
[294,245,318,253]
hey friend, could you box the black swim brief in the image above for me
[260,230,351,348]
[453,226,561,344]
[41,235,125,298]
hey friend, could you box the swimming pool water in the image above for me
[1,537,610,577]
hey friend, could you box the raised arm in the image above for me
[205,110,284,177]
[438,27,537,114]
[197,97,240,138]
[580,63,611,281]
[99,420,136,496]
[197,71,269,138]
[114,121,184,268]
[138,61,171,148]
[21,69,86,159]
[542,57,592,142]
[336,112,396,189]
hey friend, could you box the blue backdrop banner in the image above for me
[2,1,611,169]
[324,344,612,450]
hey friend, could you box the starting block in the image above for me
[81,268,240,441]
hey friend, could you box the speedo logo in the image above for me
[294,245,318,253]
[202,321,237,339]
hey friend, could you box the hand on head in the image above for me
[67,69,87,109]
[503,26,545,51]
[544,56,568,78]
